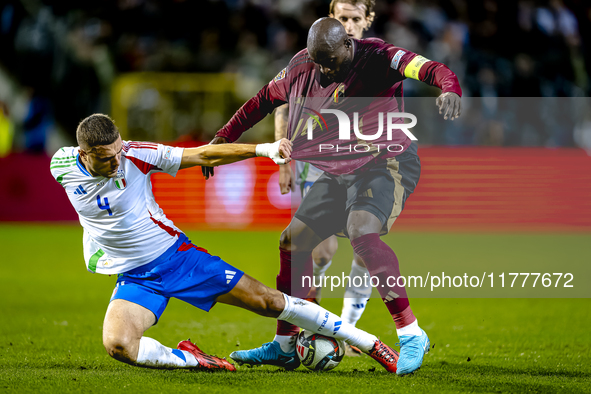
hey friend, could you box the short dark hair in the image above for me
[329,0,376,25]
[76,114,119,150]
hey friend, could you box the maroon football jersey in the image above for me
[217,38,462,175]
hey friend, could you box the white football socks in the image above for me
[277,294,377,353]
[136,337,198,368]
[396,318,422,337]
[311,259,332,302]
[341,260,372,326]
[273,258,332,353]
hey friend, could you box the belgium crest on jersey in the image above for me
[333,84,345,104]
[114,169,127,190]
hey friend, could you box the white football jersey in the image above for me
[50,141,185,275]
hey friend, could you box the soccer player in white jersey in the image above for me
[275,0,376,355]
[50,113,402,372]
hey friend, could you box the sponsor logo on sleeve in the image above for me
[390,50,406,70]
[164,146,173,161]
[74,185,87,195]
[273,68,287,82]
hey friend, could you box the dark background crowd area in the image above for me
[1,0,591,153]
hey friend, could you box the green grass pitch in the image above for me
[0,224,590,393]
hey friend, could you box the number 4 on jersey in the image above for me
[97,195,113,216]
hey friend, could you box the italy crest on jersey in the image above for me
[114,169,127,190]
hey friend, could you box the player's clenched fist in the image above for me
[436,92,461,120]
[256,138,292,165]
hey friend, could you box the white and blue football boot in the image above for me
[229,341,300,370]
[396,329,430,375]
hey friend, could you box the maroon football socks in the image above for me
[351,233,416,328]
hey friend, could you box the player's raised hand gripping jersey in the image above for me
[50,142,185,274]
[216,38,461,175]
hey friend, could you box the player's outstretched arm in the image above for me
[201,80,289,180]
[201,136,229,180]
[393,50,462,120]
[180,139,292,170]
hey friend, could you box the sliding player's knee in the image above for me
[103,333,138,363]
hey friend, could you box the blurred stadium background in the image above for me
[1,0,591,230]
[2,0,591,146]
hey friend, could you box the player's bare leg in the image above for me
[347,210,430,375]
[280,217,324,253]
[342,253,371,327]
[219,274,399,372]
[103,299,155,364]
[215,274,285,318]
[274,217,325,352]
[307,235,338,303]
[103,299,234,371]
[304,236,372,358]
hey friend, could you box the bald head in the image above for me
[307,17,349,58]
[307,18,354,83]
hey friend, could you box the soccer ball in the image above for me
[296,330,345,371]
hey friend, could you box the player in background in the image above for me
[50,113,403,373]
[275,1,376,356]
[213,19,462,375]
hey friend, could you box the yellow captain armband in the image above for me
[404,55,430,80]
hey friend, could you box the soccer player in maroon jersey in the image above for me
[275,0,378,358]
[214,18,461,375]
